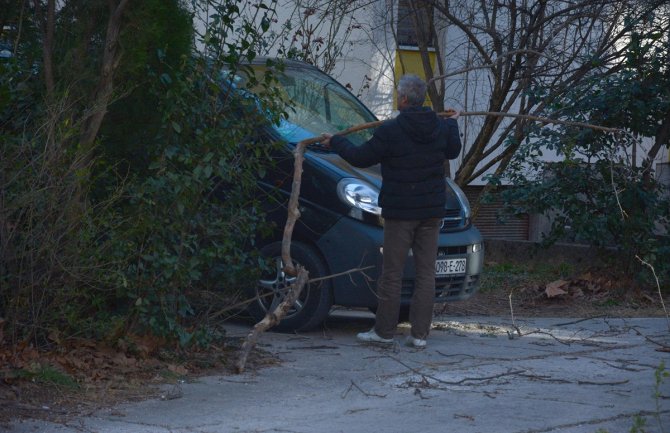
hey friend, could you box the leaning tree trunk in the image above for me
[79,0,131,154]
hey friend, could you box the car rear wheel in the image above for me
[247,241,332,332]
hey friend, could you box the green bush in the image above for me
[0,0,286,347]
[98,55,284,345]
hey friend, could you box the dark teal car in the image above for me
[240,59,484,331]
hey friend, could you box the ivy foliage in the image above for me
[101,53,286,346]
[1,0,288,346]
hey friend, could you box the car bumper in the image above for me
[316,216,484,308]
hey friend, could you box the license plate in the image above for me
[435,258,466,276]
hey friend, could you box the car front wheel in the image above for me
[247,241,332,332]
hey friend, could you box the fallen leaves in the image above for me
[0,334,249,424]
[545,280,569,298]
[542,270,625,300]
[0,331,276,424]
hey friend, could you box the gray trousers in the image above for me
[374,218,441,339]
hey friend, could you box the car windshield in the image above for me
[224,62,377,145]
[271,65,376,145]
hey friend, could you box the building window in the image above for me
[396,0,435,48]
[394,0,437,107]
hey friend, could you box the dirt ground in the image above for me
[446,281,669,319]
[1,264,668,427]
[450,264,670,319]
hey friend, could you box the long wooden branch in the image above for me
[237,139,312,373]
[451,111,621,133]
[280,141,307,275]
[306,110,621,144]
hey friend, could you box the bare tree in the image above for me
[374,0,668,193]
[266,0,371,74]
[79,0,131,153]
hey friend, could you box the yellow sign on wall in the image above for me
[394,48,437,108]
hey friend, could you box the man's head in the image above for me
[397,74,427,109]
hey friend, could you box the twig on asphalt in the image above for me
[388,355,526,386]
[520,410,670,433]
[627,325,670,351]
[520,373,571,384]
[521,329,572,345]
[520,373,629,386]
[454,413,475,422]
[577,379,630,386]
[554,315,608,327]
[603,361,645,372]
[635,255,670,332]
[435,351,476,359]
[341,380,387,399]
[506,289,522,339]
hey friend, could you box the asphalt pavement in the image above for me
[6,311,670,433]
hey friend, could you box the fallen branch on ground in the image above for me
[521,329,572,345]
[627,325,670,351]
[635,255,670,332]
[555,316,608,327]
[389,355,525,386]
[341,380,387,399]
[507,289,521,339]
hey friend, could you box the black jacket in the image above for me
[331,106,461,220]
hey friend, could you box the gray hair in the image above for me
[397,74,427,107]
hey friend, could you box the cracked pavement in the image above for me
[6,312,670,433]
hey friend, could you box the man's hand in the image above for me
[445,109,460,119]
[320,133,333,148]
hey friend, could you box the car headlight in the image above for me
[336,178,382,222]
[445,177,472,226]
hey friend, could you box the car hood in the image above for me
[306,150,382,188]
[305,147,469,230]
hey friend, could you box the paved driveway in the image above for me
[7,312,670,433]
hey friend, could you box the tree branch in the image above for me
[79,0,131,151]
[235,267,309,374]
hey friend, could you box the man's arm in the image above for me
[443,116,462,160]
[321,130,387,168]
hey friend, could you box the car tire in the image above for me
[247,241,332,332]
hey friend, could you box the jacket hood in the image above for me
[396,106,440,143]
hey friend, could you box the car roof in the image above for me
[248,56,322,72]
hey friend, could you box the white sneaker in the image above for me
[405,336,427,348]
[356,328,394,344]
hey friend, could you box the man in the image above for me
[321,74,461,348]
